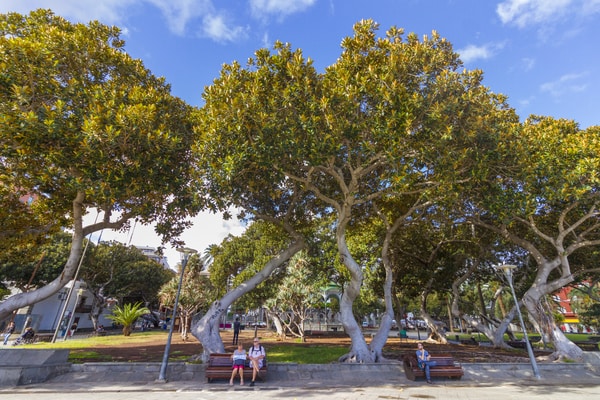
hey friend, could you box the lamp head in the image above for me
[495,264,517,277]
[176,247,197,255]
[176,247,197,262]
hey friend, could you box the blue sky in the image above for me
[3,0,600,266]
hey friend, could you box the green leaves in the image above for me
[105,302,150,336]
[0,9,200,246]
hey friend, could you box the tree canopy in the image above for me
[0,9,201,319]
[195,19,517,361]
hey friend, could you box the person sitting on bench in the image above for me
[230,343,247,386]
[12,327,35,346]
[416,342,437,384]
[248,337,266,386]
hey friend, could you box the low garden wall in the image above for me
[0,349,71,386]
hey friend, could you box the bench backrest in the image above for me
[208,353,267,368]
[208,353,233,366]
[407,353,457,368]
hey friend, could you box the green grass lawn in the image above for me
[267,344,348,364]
[14,329,598,363]
[17,330,349,363]
[31,330,168,349]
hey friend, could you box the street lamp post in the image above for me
[157,247,197,383]
[495,264,541,379]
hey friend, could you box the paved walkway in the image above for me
[1,377,599,400]
[2,359,600,400]
[2,345,600,399]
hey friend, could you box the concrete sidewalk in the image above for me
[3,358,600,390]
[1,352,599,399]
[1,372,599,400]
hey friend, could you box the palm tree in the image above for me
[106,302,150,336]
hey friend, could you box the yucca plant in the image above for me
[106,302,150,336]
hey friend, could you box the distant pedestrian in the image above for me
[69,323,78,337]
[233,317,241,345]
[3,321,15,345]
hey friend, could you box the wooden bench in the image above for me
[205,353,267,383]
[506,340,528,349]
[574,341,600,351]
[33,333,53,342]
[403,354,464,381]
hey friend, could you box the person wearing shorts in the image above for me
[230,343,247,385]
[248,337,266,386]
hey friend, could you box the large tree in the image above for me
[468,116,600,360]
[81,241,173,329]
[197,20,515,362]
[190,217,306,356]
[0,10,200,320]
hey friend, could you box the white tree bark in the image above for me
[0,191,137,320]
[0,192,86,320]
[336,218,373,363]
[523,285,584,361]
[190,238,305,360]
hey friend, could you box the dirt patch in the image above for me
[68,329,540,364]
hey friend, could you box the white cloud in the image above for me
[147,0,213,36]
[583,0,600,12]
[0,0,243,40]
[261,31,271,48]
[0,0,138,25]
[457,42,505,64]
[518,96,535,107]
[521,57,536,71]
[249,0,317,19]
[201,13,248,42]
[85,209,246,270]
[458,44,492,63]
[496,0,600,27]
[540,72,588,97]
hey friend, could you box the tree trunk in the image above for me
[336,224,373,363]
[89,299,104,331]
[0,191,131,320]
[89,290,107,331]
[369,221,397,362]
[477,283,487,319]
[523,286,583,361]
[191,238,305,360]
[451,277,515,348]
[266,309,285,339]
[0,192,87,320]
[181,312,189,341]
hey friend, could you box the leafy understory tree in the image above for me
[106,302,150,336]
[158,254,215,341]
[189,218,306,358]
[81,241,173,330]
[265,251,326,342]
